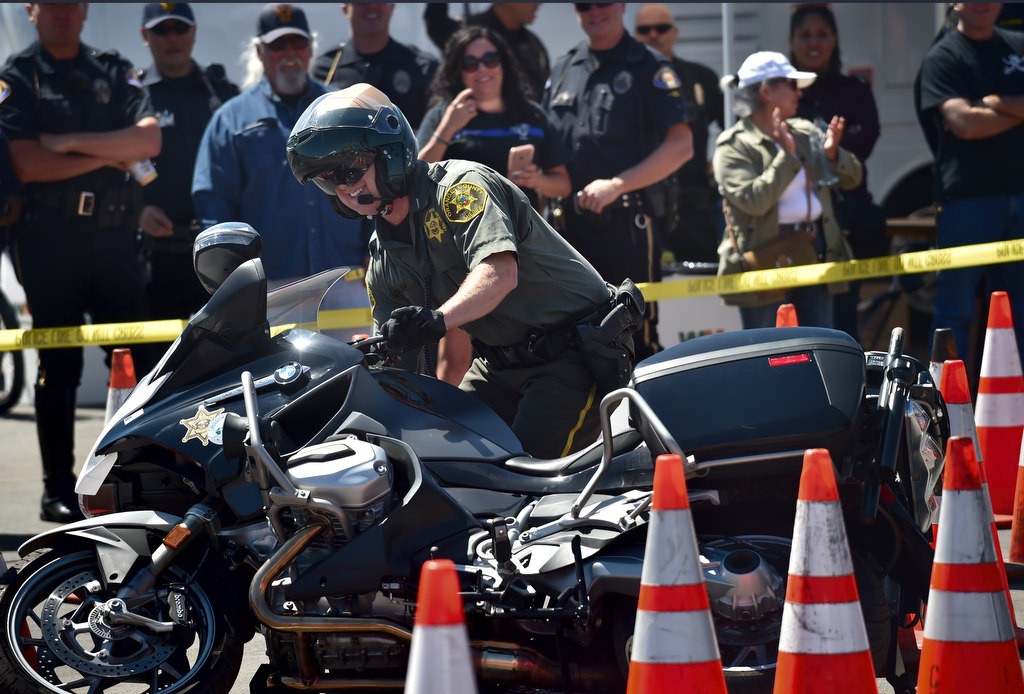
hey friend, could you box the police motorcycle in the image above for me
[0,224,947,693]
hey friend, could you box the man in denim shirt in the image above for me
[192,4,367,300]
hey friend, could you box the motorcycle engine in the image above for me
[285,438,394,544]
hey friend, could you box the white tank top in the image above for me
[777,163,822,225]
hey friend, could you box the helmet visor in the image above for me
[311,149,375,196]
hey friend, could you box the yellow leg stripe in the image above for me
[561,383,598,457]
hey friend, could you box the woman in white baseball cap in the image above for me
[712,50,863,330]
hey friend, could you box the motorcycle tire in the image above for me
[609,552,892,694]
[0,544,245,693]
[0,290,25,415]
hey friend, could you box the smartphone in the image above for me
[507,144,535,177]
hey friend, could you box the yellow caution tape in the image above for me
[1,239,1021,351]
[639,238,1024,301]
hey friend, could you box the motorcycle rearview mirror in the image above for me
[193,222,264,295]
[221,412,249,461]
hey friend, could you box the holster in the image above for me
[574,279,645,394]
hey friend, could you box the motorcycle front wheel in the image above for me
[0,545,244,693]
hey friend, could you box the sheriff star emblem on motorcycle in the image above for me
[423,208,447,242]
[180,404,225,446]
[443,182,486,223]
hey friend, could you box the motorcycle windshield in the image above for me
[267,267,353,336]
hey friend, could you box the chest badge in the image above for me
[424,208,447,242]
[443,182,487,223]
[180,404,225,447]
[653,65,682,90]
[92,78,111,104]
[613,70,632,94]
[392,69,412,94]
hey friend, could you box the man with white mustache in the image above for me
[192,4,367,296]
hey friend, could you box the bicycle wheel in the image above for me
[0,289,26,414]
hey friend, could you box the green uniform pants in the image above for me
[460,349,600,459]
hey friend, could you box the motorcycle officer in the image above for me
[286,84,642,459]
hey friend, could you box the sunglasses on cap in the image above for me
[636,23,673,36]
[149,21,191,36]
[265,35,311,52]
[461,51,501,73]
[574,3,612,12]
[318,152,375,188]
[765,77,798,89]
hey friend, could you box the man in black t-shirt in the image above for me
[917,2,1024,367]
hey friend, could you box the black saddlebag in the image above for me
[632,327,865,477]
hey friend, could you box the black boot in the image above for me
[36,383,84,523]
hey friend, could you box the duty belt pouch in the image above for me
[575,279,645,394]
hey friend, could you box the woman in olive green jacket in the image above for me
[713,51,862,328]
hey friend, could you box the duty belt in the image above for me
[25,186,138,229]
[472,298,615,370]
[27,188,97,217]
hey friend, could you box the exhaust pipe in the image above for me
[250,524,615,690]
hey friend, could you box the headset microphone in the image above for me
[355,193,395,217]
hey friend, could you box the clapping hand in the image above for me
[822,115,846,162]
[771,107,796,155]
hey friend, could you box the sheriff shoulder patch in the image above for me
[653,65,682,90]
[443,182,487,224]
[424,208,447,242]
[0,79,10,104]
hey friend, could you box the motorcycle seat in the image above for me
[501,430,643,477]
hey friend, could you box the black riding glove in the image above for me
[381,306,447,354]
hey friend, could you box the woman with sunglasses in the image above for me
[417,26,570,212]
[715,51,862,330]
[790,4,882,341]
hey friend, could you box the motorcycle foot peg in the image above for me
[487,518,513,568]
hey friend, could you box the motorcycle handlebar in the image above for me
[862,327,913,525]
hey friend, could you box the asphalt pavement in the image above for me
[1,403,1023,693]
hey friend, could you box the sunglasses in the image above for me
[461,51,501,73]
[265,35,311,52]
[636,23,673,35]
[766,77,799,90]
[318,152,375,188]
[149,21,191,36]
[574,3,612,12]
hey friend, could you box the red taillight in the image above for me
[768,353,812,367]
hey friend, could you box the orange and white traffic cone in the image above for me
[776,303,799,328]
[1012,429,1024,565]
[917,437,1024,693]
[928,327,958,392]
[405,559,478,694]
[975,291,1024,519]
[773,448,875,693]
[627,453,726,694]
[941,359,1024,583]
[104,348,137,423]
